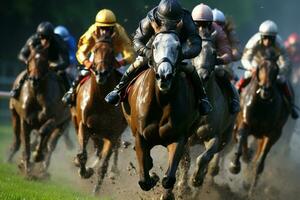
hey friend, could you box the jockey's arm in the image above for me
[76,25,96,65]
[181,12,202,59]
[18,35,38,64]
[49,43,70,71]
[214,23,232,65]
[133,16,154,58]
[277,36,291,76]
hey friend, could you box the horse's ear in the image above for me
[176,20,183,32]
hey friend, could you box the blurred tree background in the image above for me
[0,0,299,61]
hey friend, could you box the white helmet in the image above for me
[259,20,278,36]
[192,3,213,22]
[212,8,225,23]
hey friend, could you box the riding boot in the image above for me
[105,64,140,105]
[105,57,148,105]
[281,81,298,119]
[10,72,27,99]
[61,73,85,106]
[57,70,71,91]
[190,68,212,115]
[235,77,251,94]
[218,75,240,114]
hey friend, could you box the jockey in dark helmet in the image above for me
[10,21,70,98]
[105,0,212,115]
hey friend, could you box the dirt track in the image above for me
[45,124,300,200]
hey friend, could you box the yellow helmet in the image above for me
[95,9,116,27]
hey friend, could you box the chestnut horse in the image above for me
[8,45,70,176]
[73,37,127,194]
[121,31,199,200]
[229,59,289,196]
[177,31,237,193]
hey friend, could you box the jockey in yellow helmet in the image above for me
[62,9,136,106]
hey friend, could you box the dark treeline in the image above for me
[1,0,300,60]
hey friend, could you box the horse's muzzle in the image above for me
[156,73,173,93]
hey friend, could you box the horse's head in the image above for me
[255,59,279,100]
[91,37,116,85]
[151,31,181,93]
[27,45,49,89]
[192,31,217,81]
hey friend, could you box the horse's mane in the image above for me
[224,17,236,36]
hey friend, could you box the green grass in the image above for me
[0,123,108,200]
[0,163,102,200]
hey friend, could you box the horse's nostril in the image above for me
[155,73,160,80]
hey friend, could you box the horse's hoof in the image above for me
[78,168,94,179]
[229,161,241,174]
[92,185,100,196]
[162,176,176,189]
[73,157,81,167]
[160,190,175,200]
[191,176,203,188]
[242,149,254,163]
[209,165,220,177]
[138,173,159,191]
[33,151,44,162]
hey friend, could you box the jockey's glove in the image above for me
[215,58,225,65]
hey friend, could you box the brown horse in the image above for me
[229,59,289,196]
[121,31,199,200]
[8,45,70,176]
[73,37,127,194]
[177,31,237,193]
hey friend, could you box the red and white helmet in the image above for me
[287,33,300,45]
[192,3,213,22]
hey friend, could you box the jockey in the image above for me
[212,8,242,62]
[54,25,77,67]
[285,32,300,66]
[62,9,136,106]
[237,20,298,119]
[105,0,212,115]
[10,21,70,98]
[191,3,240,114]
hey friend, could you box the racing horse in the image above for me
[177,30,237,193]
[8,44,70,176]
[229,57,289,196]
[121,31,199,200]
[73,36,127,194]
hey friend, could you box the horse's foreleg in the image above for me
[7,109,21,163]
[135,134,158,191]
[248,136,274,197]
[93,138,113,195]
[110,138,121,176]
[20,119,31,175]
[229,124,249,174]
[63,123,73,150]
[76,122,93,179]
[177,145,191,196]
[191,137,220,187]
[161,138,186,200]
[208,152,220,177]
[34,119,56,162]
[43,122,68,171]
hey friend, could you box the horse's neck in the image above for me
[90,72,117,97]
[205,73,219,97]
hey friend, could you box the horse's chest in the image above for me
[245,100,280,131]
